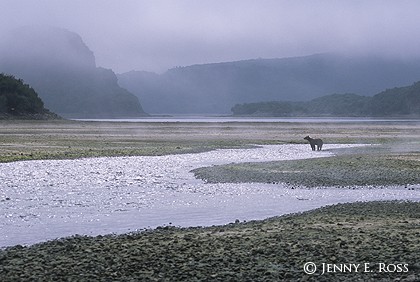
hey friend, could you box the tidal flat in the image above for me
[0,119,419,281]
[0,201,419,281]
[0,119,419,162]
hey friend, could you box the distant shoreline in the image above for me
[71,116,420,123]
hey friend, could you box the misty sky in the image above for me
[1,0,420,73]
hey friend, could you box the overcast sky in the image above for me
[1,0,420,73]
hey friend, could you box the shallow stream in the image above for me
[1,144,419,247]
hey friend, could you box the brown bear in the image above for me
[304,136,323,151]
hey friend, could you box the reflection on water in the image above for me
[0,144,419,247]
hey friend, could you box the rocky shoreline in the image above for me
[0,201,419,281]
[0,111,61,120]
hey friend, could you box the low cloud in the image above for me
[1,0,420,73]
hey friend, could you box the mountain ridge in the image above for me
[231,81,420,117]
[118,53,420,114]
[0,26,147,118]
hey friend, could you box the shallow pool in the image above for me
[1,144,419,247]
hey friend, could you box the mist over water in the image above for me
[74,117,420,123]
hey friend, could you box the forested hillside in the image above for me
[231,82,420,117]
[369,81,420,116]
[0,74,59,119]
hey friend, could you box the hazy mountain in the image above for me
[118,54,420,114]
[231,81,420,117]
[0,26,146,118]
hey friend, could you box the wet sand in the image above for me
[0,119,419,281]
[0,119,419,162]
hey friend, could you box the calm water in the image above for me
[73,116,420,123]
[1,144,419,247]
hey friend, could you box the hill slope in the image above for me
[0,26,146,118]
[231,81,420,117]
[369,81,420,116]
[118,54,420,114]
[0,74,59,119]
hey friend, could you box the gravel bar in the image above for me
[0,201,419,281]
[193,149,420,188]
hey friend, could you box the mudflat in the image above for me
[0,119,418,162]
[0,201,419,281]
[0,119,419,281]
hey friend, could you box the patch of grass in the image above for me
[0,121,257,162]
[1,119,419,163]
[193,151,420,187]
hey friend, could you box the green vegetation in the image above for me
[308,93,372,116]
[0,73,44,114]
[0,119,418,163]
[193,153,420,187]
[0,120,269,162]
[370,81,420,116]
[231,82,420,117]
[0,74,59,119]
[192,122,420,188]
[1,201,419,281]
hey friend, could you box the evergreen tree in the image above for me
[0,73,58,119]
